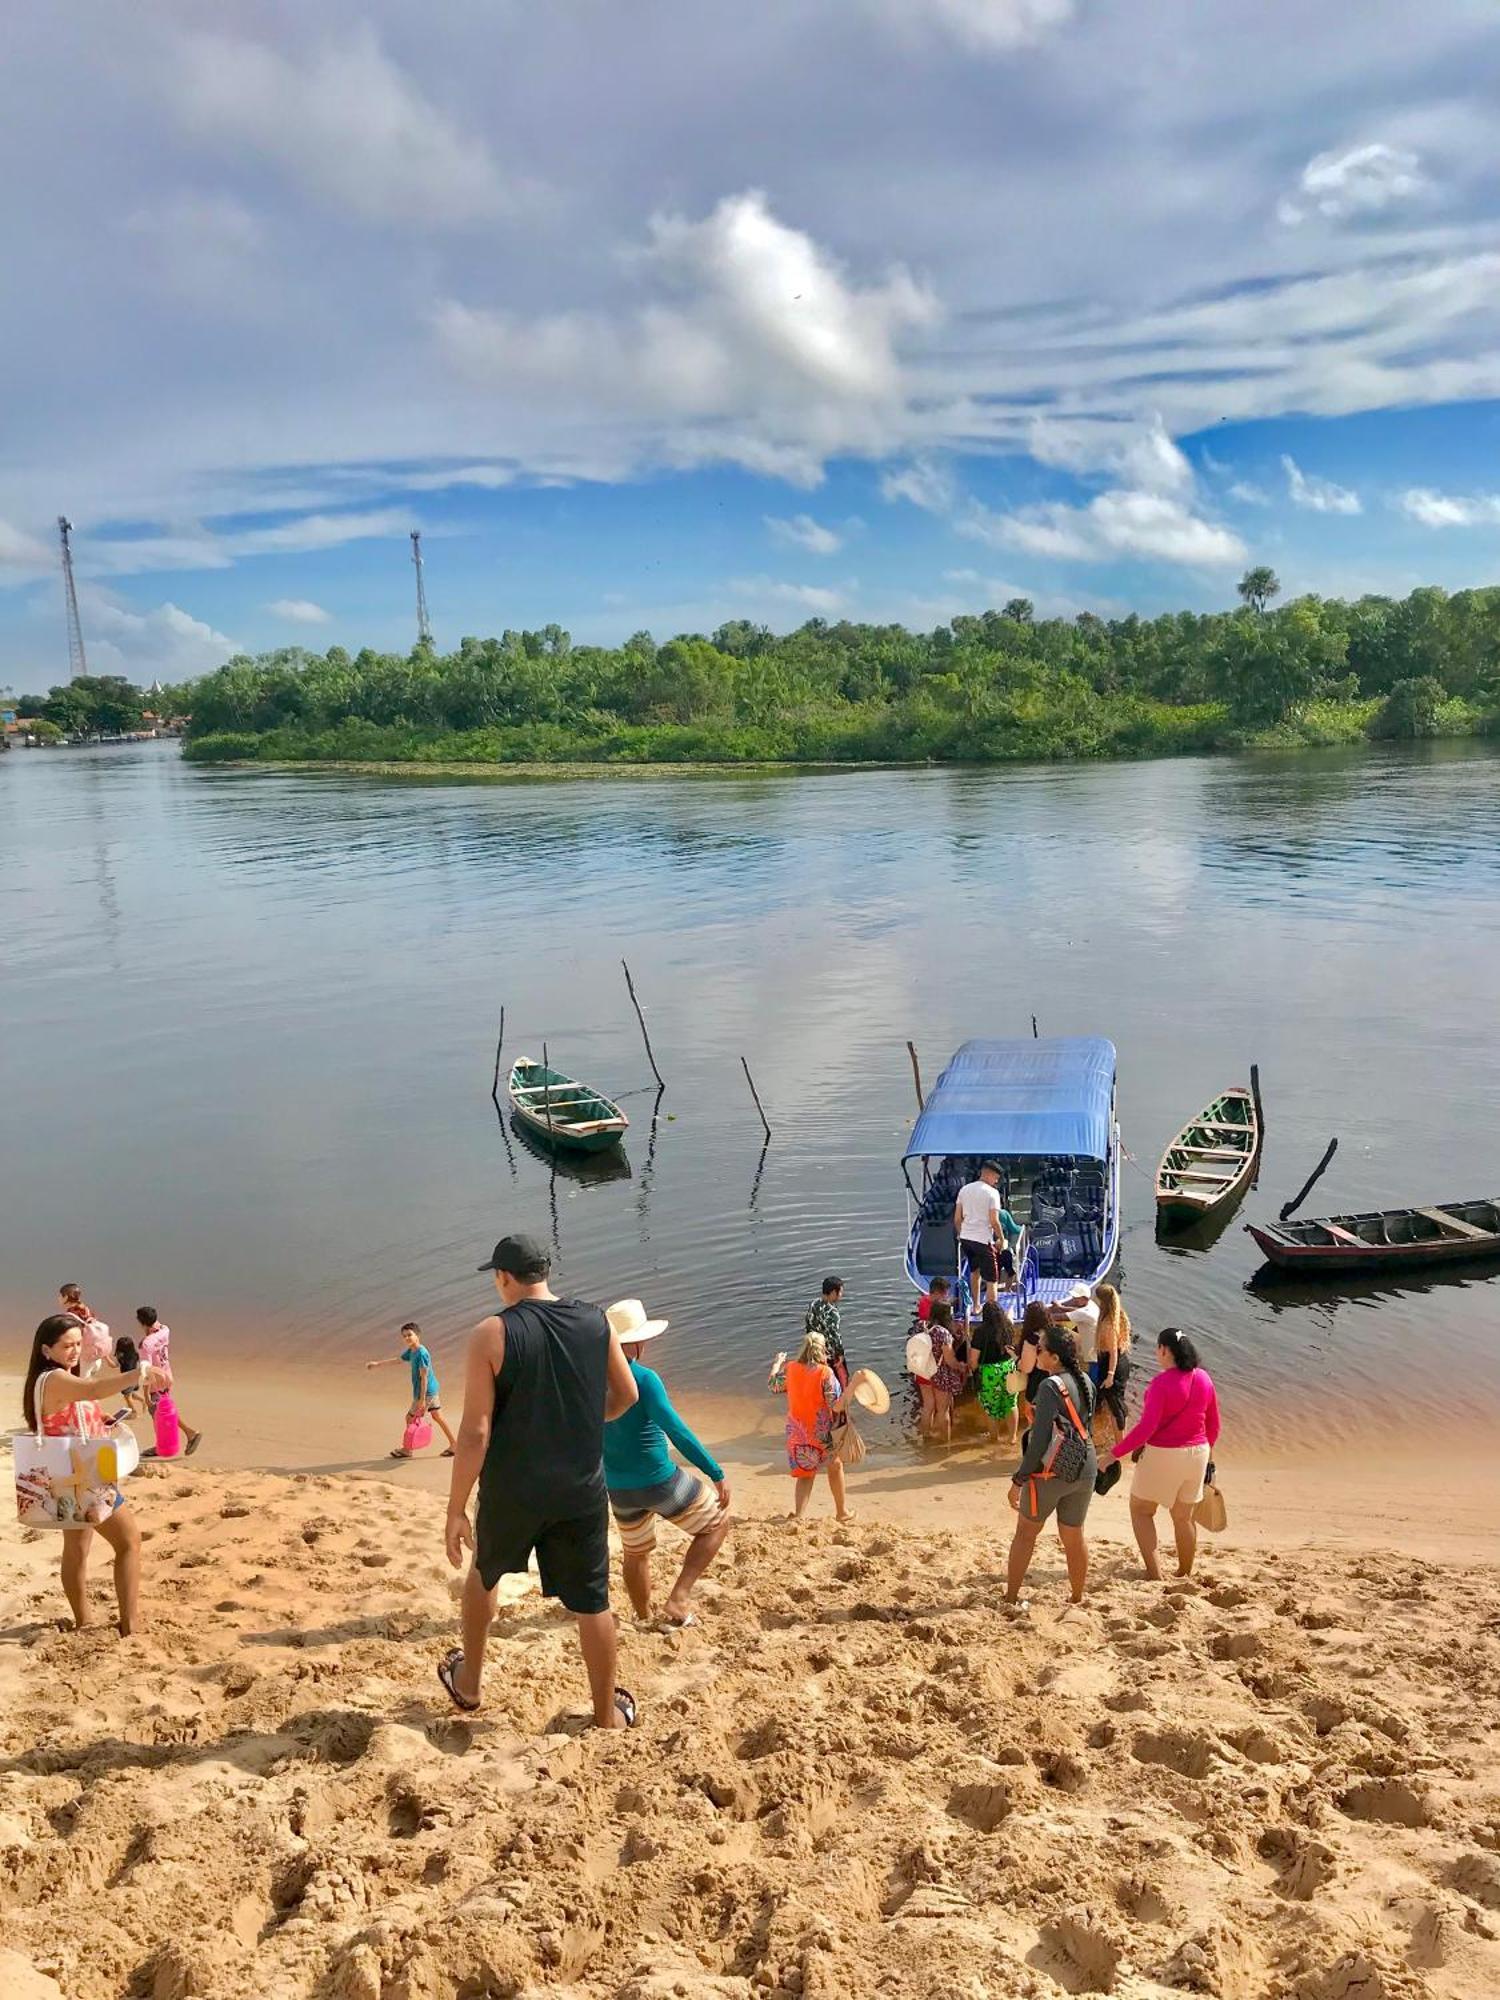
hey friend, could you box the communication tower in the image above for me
[411,530,433,647]
[58,516,89,679]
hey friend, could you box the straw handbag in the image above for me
[833,1417,867,1466]
[1193,1478,1227,1533]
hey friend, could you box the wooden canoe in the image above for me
[507,1057,628,1154]
[1247,1198,1500,1275]
[1156,1086,1259,1227]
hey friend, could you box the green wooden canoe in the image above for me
[1156,1086,1259,1227]
[507,1056,629,1154]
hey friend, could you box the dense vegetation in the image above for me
[16,675,147,739]
[164,574,1500,768]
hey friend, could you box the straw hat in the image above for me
[848,1367,891,1415]
[606,1298,669,1343]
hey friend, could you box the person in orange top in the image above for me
[768,1331,854,1522]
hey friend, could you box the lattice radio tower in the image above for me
[58,515,89,679]
[411,530,433,647]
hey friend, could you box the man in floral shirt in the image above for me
[804,1277,847,1388]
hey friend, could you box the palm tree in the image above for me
[1237,566,1281,616]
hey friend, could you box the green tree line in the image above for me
[156,572,1500,767]
[16,675,147,739]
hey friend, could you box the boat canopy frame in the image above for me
[901,1037,1117,1194]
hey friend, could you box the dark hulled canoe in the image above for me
[507,1056,628,1154]
[1246,1198,1500,1275]
[1156,1086,1260,1227]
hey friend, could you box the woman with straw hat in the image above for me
[603,1299,731,1629]
[769,1331,856,1522]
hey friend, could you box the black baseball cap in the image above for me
[477,1232,551,1279]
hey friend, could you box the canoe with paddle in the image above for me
[1247,1198,1500,1276]
[1155,1086,1260,1228]
[506,1056,629,1154]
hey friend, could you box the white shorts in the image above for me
[1130,1443,1210,1509]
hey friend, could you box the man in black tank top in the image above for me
[439,1233,640,1727]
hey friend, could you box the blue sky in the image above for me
[3,1,1500,685]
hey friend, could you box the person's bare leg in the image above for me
[622,1545,654,1621]
[95,1509,142,1635]
[1170,1499,1198,1577]
[663,1515,730,1622]
[1057,1521,1088,1603]
[1005,1514,1043,1602]
[828,1458,852,1521]
[454,1563,499,1702]
[576,1610,621,1727]
[1130,1498,1162,1580]
[60,1528,93,1629]
[431,1408,458,1450]
[791,1477,812,1519]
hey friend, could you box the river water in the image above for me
[4,738,1498,1443]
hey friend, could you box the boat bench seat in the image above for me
[1416,1207,1490,1240]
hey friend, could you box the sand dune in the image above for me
[3,1460,1500,1999]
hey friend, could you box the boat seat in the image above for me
[1321,1223,1367,1247]
[1175,1146,1245,1159]
[1416,1207,1491,1240]
[1194,1120,1253,1135]
[916,1219,960,1276]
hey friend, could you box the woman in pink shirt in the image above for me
[1111,1328,1219,1580]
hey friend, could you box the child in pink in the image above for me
[135,1307,203,1456]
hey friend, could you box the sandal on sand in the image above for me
[613,1687,639,1729]
[389,1448,412,1459]
[441,1448,455,1458]
[185,1434,203,1457]
[658,1613,697,1631]
[437,1649,480,1712]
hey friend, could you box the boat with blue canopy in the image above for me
[902,1037,1120,1314]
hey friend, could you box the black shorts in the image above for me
[475,1494,610,1615]
[963,1239,1000,1283]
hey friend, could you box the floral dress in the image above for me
[977,1360,1019,1424]
[930,1329,967,1400]
[783,1359,838,1476]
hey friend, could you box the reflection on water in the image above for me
[3,737,1500,1444]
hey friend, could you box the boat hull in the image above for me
[1247,1205,1500,1277]
[510,1104,626,1154]
[1155,1086,1259,1230]
[506,1057,628,1155]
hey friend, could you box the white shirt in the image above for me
[955,1181,1002,1244]
[1063,1288,1100,1360]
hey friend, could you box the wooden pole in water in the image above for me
[622,959,666,1090]
[1248,1060,1265,1189]
[741,1057,772,1141]
[1031,1014,1039,1039]
[542,1039,557,1145]
[1280,1137,1338,1222]
[490,1006,506,1111]
[906,1039,925,1111]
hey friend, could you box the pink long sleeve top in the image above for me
[1113,1366,1219,1458]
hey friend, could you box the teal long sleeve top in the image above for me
[603,1361,723,1491]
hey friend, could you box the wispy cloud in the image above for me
[1227,481,1271,507]
[764,512,843,555]
[1398,487,1500,528]
[879,459,957,513]
[730,576,849,615]
[962,490,1245,568]
[81,509,412,578]
[858,0,1075,53]
[1283,455,1362,514]
[267,597,332,624]
[1277,142,1425,226]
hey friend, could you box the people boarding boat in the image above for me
[506,1056,629,1154]
[903,1038,1121,1316]
[1156,1086,1259,1228]
[1247,1198,1500,1276]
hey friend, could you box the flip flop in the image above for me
[389,1449,412,1459]
[185,1434,203,1457]
[437,1649,480,1712]
[613,1687,639,1729]
[658,1613,697,1631]
[441,1448,455,1458]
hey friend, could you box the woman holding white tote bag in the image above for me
[17,1314,157,1635]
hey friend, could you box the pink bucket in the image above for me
[153,1393,182,1460]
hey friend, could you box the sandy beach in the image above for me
[4,1361,1500,2000]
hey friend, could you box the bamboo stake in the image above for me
[1279,1137,1338,1222]
[1249,1060,1266,1190]
[741,1057,772,1141]
[1031,1014,1039,1040]
[542,1040,557,1145]
[622,959,665,1090]
[490,1006,506,1110]
[906,1039,925,1111]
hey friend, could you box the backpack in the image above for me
[1037,1372,1094,1484]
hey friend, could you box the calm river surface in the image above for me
[4,739,1498,1441]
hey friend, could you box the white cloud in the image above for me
[1398,487,1500,528]
[1227,481,1272,506]
[0,518,52,577]
[879,458,958,512]
[398,465,516,493]
[267,598,331,624]
[168,28,510,225]
[764,512,843,555]
[436,190,939,483]
[81,509,412,577]
[1278,142,1425,226]
[1027,414,1192,495]
[730,576,849,615]
[79,591,238,681]
[963,491,1246,568]
[1282,455,1362,514]
[860,0,1075,52]
[124,194,266,308]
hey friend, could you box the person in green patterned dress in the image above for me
[974,1301,1020,1446]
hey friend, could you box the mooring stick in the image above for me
[490,1006,506,1110]
[906,1039,925,1112]
[1031,1014,1039,1040]
[622,959,666,1090]
[741,1057,772,1141]
[1249,1060,1266,1189]
[1279,1137,1338,1222]
[542,1039,557,1144]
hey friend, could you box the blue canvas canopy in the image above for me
[903,1037,1116,1163]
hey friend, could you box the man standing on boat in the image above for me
[955,1162,1016,1317]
